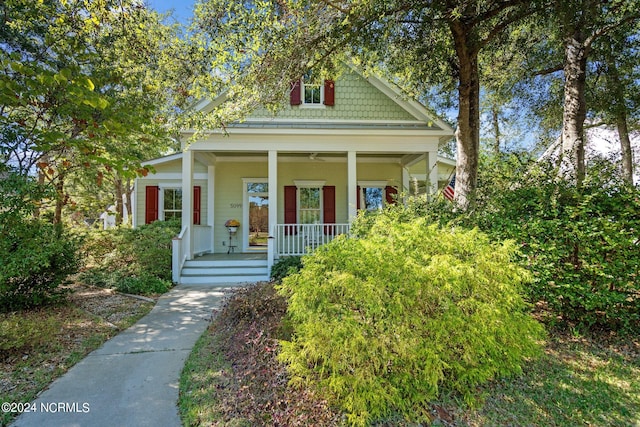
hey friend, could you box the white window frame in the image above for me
[294,180,325,223]
[301,77,325,108]
[158,183,182,221]
[358,180,388,212]
[242,178,269,252]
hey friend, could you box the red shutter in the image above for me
[385,186,398,205]
[324,80,335,106]
[356,186,361,210]
[323,186,335,235]
[193,186,201,225]
[290,80,302,105]
[145,186,159,224]
[284,185,297,235]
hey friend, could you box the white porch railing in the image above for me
[172,226,189,284]
[193,225,212,254]
[274,223,350,257]
[172,225,212,283]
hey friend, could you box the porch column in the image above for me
[347,151,357,222]
[402,167,410,202]
[267,150,278,271]
[208,164,215,253]
[426,151,438,198]
[182,148,194,260]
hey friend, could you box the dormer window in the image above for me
[290,74,335,107]
[302,71,323,106]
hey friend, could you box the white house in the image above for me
[133,65,455,283]
[538,126,639,184]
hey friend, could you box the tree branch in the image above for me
[318,0,350,15]
[478,1,543,49]
[533,64,563,76]
[585,13,640,48]
[472,0,529,26]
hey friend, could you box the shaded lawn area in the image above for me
[0,284,154,427]
[179,282,640,427]
[461,331,640,426]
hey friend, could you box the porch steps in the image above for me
[179,259,270,284]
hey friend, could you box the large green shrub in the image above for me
[278,216,545,426]
[0,171,79,311]
[80,219,180,295]
[391,155,640,332]
[0,220,79,311]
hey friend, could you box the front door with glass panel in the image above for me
[244,180,269,251]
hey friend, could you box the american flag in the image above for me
[443,173,455,201]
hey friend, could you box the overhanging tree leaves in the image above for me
[528,0,639,184]
[1,0,190,224]
[193,0,543,208]
[589,26,640,184]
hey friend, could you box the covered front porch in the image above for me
[171,145,441,284]
[172,221,351,283]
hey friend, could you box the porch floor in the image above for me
[193,252,268,262]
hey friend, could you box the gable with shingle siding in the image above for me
[248,67,418,122]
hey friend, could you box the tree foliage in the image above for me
[1,0,191,223]
[193,0,547,208]
[0,0,192,306]
[0,168,78,311]
[406,154,640,332]
[589,24,640,184]
[491,0,640,183]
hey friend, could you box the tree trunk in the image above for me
[53,173,66,225]
[492,102,501,155]
[115,177,124,225]
[605,52,635,185]
[450,22,481,209]
[124,178,133,224]
[616,112,634,185]
[560,33,588,185]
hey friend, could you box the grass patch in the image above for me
[179,324,249,426]
[460,330,640,426]
[180,283,640,426]
[0,284,154,427]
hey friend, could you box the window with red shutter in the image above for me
[193,186,201,225]
[145,186,159,224]
[284,185,297,235]
[323,186,335,235]
[324,80,335,106]
[385,186,398,205]
[290,80,302,105]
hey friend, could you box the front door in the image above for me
[243,180,269,251]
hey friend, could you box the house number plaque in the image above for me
[230,203,242,209]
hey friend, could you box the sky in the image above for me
[146,0,195,24]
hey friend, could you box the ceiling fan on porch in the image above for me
[308,153,325,161]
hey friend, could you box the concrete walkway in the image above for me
[12,284,233,427]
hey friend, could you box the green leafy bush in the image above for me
[115,273,172,296]
[278,215,545,426]
[270,256,303,283]
[80,219,180,294]
[0,171,79,311]
[405,155,640,332]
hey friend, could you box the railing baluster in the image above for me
[274,223,350,258]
